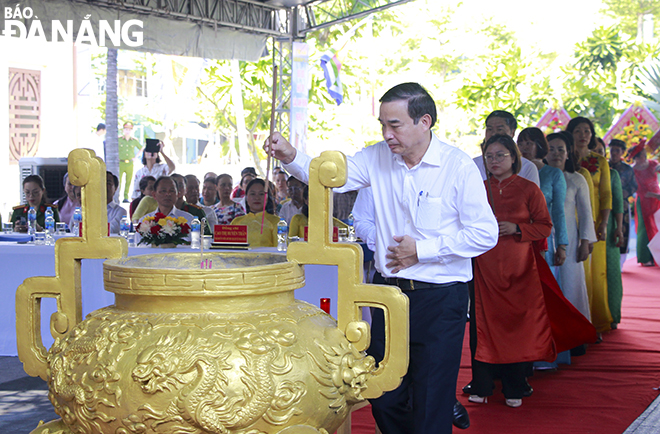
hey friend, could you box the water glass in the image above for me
[338,227,348,242]
[34,232,46,245]
[55,222,67,235]
[128,232,137,247]
[202,235,212,250]
[2,222,12,233]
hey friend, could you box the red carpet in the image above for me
[351,260,660,434]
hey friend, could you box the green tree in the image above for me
[601,0,660,39]
[454,22,554,133]
[196,55,277,174]
[561,26,659,134]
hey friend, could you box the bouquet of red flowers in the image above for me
[136,213,191,246]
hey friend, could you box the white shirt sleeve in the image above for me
[108,204,127,234]
[352,188,376,252]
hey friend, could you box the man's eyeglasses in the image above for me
[484,152,510,163]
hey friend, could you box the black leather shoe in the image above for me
[453,400,470,429]
[462,382,472,394]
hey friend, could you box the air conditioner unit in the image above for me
[18,157,69,204]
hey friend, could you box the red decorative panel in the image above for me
[9,68,41,164]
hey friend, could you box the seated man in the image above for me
[106,171,127,234]
[138,176,194,228]
[278,176,305,225]
[172,174,215,234]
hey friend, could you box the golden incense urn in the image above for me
[16,149,409,434]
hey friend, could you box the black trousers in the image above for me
[368,272,468,434]
[471,360,527,399]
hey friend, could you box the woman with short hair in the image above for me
[470,134,554,408]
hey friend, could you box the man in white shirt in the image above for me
[106,171,127,234]
[171,174,217,234]
[265,83,498,434]
[138,177,194,228]
[277,176,305,224]
[473,110,540,186]
[88,123,106,160]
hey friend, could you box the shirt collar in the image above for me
[392,132,444,168]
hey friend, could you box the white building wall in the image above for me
[0,37,82,219]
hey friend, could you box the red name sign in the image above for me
[214,225,248,243]
[303,226,338,242]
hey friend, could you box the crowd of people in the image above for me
[261,83,660,434]
[7,81,660,434]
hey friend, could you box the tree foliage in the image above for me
[455,22,554,134]
[601,0,660,38]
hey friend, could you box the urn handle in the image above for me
[15,149,127,380]
[287,151,409,399]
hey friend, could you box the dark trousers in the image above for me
[368,273,468,434]
[471,360,527,399]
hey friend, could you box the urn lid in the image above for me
[103,252,305,297]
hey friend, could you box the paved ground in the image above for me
[0,357,58,434]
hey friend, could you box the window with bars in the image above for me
[8,68,41,164]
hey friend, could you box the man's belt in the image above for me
[382,277,459,291]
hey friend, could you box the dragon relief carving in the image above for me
[125,322,306,434]
[308,329,376,414]
[47,309,153,434]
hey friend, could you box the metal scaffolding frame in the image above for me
[77,0,288,36]
[273,0,412,137]
[299,0,412,35]
[63,0,411,139]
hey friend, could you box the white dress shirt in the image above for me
[68,202,126,235]
[352,187,376,252]
[283,133,498,283]
[278,200,303,225]
[473,155,540,186]
[191,202,219,229]
[107,202,127,234]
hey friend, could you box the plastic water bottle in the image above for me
[72,207,82,236]
[190,217,201,249]
[120,216,130,238]
[44,207,55,234]
[27,207,37,236]
[277,218,288,251]
[347,212,356,242]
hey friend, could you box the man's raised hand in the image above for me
[264,132,297,164]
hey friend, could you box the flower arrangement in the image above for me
[613,121,654,147]
[136,213,191,246]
